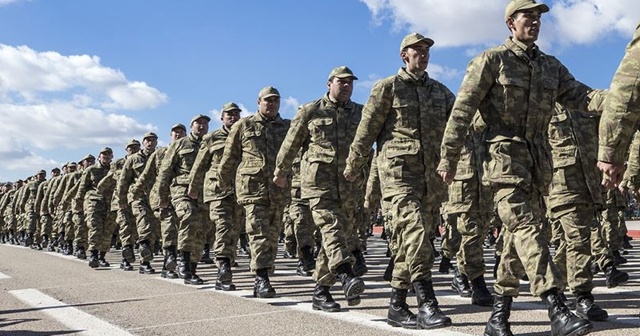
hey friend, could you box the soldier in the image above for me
[35,167,60,249]
[114,139,141,271]
[63,155,95,258]
[0,182,14,243]
[218,86,291,298]
[18,170,46,248]
[117,132,159,274]
[75,147,115,268]
[52,162,78,254]
[156,114,210,285]
[275,66,365,312]
[188,102,243,291]
[345,31,455,329]
[132,123,186,278]
[438,1,605,335]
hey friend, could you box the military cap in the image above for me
[400,32,434,51]
[328,66,358,81]
[67,161,78,167]
[221,102,242,113]
[16,179,24,183]
[82,154,96,162]
[5,181,13,186]
[190,114,211,125]
[61,162,68,169]
[143,132,158,140]
[126,139,141,148]
[51,167,61,172]
[258,86,280,99]
[99,146,113,154]
[171,123,186,132]
[505,0,549,21]
[37,169,46,175]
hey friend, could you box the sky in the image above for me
[0,0,639,182]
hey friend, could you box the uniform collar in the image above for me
[398,68,429,85]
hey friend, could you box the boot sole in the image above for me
[215,282,236,291]
[344,278,365,300]
[417,319,452,329]
[451,285,472,298]
[161,272,179,279]
[560,323,593,336]
[387,320,418,329]
[313,304,341,313]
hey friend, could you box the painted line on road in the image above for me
[0,271,10,279]
[9,288,134,336]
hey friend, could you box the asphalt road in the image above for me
[0,234,639,336]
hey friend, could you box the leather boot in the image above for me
[88,250,100,268]
[300,245,316,274]
[215,258,235,291]
[352,249,368,276]
[139,240,153,262]
[604,264,629,288]
[413,280,451,329]
[24,233,33,247]
[178,251,191,279]
[98,251,110,267]
[387,287,417,329]
[254,268,276,298]
[122,245,136,263]
[439,256,452,274]
[312,284,341,312]
[201,244,214,264]
[64,241,74,255]
[75,246,87,260]
[336,263,365,306]
[296,259,312,276]
[470,275,494,306]
[238,233,250,257]
[383,257,394,282]
[139,261,156,274]
[590,261,600,275]
[558,292,574,310]
[184,262,203,285]
[161,252,178,279]
[542,288,592,336]
[612,250,627,265]
[484,295,514,336]
[41,234,49,248]
[575,292,608,321]
[451,267,472,297]
[120,258,134,271]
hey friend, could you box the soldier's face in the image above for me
[191,118,209,137]
[221,111,240,129]
[37,173,45,181]
[126,145,140,156]
[99,152,113,165]
[258,96,280,119]
[170,129,186,142]
[508,9,542,44]
[402,41,430,74]
[327,77,354,103]
[67,166,77,173]
[84,158,95,167]
[143,137,157,151]
[52,170,60,177]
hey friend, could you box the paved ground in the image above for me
[0,234,639,336]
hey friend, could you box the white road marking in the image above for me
[9,288,134,336]
[0,271,10,279]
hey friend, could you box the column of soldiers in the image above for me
[3,1,640,335]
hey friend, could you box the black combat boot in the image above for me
[336,263,365,306]
[154,240,162,255]
[575,292,608,321]
[185,262,203,285]
[471,275,494,306]
[299,245,316,275]
[201,244,214,264]
[177,251,191,279]
[88,250,100,268]
[24,232,33,247]
[296,259,312,276]
[541,288,592,336]
[120,258,134,271]
[558,292,575,310]
[413,280,451,329]
[451,267,472,297]
[352,249,368,276]
[75,245,87,260]
[439,256,452,274]
[312,284,341,312]
[139,261,156,274]
[383,257,394,282]
[122,245,135,263]
[484,295,514,336]
[493,255,501,279]
[604,264,628,288]
[40,234,49,249]
[98,251,110,267]
[161,247,178,278]
[623,235,633,249]
[254,268,276,298]
[612,250,627,265]
[139,240,153,262]
[238,233,250,257]
[215,258,235,291]
[387,287,417,329]
[64,241,74,255]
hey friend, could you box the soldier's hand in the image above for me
[438,170,455,185]
[597,161,625,188]
[158,200,169,209]
[187,190,198,200]
[272,176,287,188]
[343,169,357,182]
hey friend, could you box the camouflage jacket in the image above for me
[364,151,381,210]
[44,175,63,215]
[275,94,363,200]
[188,126,233,203]
[345,68,455,207]
[34,179,50,216]
[156,133,202,204]
[75,161,113,206]
[18,179,43,214]
[598,22,640,164]
[108,157,129,210]
[438,38,604,194]
[58,172,82,211]
[546,105,604,210]
[131,147,167,208]
[0,190,14,218]
[218,112,290,205]
[622,132,640,191]
[117,149,153,205]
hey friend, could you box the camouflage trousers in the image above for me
[549,203,595,294]
[209,195,244,263]
[455,212,491,281]
[52,208,64,237]
[386,193,436,290]
[308,196,356,286]
[243,202,284,272]
[25,210,37,234]
[117,207,137,247]
[590,217,614,270]
[290,196,315,253]
[354,202,369,252]
[61,210,74,242]
[600,206,625,252]
[441,213,461,260]
[86,199,117,252]
[282,205,296,255]
[494,186,563,297]
[37,213,52,239]
[173,197,207,262]
[72,211,86,248]
[131,198,159,245]
[155,206,178,249]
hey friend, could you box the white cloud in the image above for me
[428,63,464,81]
[0,138,57,173]
[360,0,640,49]
[0,0,26,6]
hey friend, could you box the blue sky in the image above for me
[0,0,639,181]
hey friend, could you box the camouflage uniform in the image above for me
[17,176,43,244]
[45,173,65,243]
[75,160,114,254]
[34,177,52,244]
[288,152,315,258]
[112,156,137,250]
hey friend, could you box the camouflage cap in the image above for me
[126,139,141,148]
[258,86,280,99]
[505,0,549,21]
[221,102,242,113]
[190,114,211,125]
[327,66,358,81]
[171,123,186,132]
[143,132,158,140]
[37,169,46,175]
[400,32,434,51]
[67,161,78,167]
[15,179,23,183]
[99,146,113,154]
[4,181,11,186]
[51,167,61,172]
[82,154,96,162]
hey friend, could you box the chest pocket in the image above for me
[178,147,197,169]
[548,113,577,168]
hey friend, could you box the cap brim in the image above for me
[334,74,359,80]
[261,94,280,99]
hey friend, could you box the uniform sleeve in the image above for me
[116,158,135,204]
[275,105,310,178]
[34,182,45,215]
[599,23,640,164]
[217,122,243,190]
[188,138,213,196]
[156,141,180,205]
[75,170,91,205]
[130,152,157,202]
